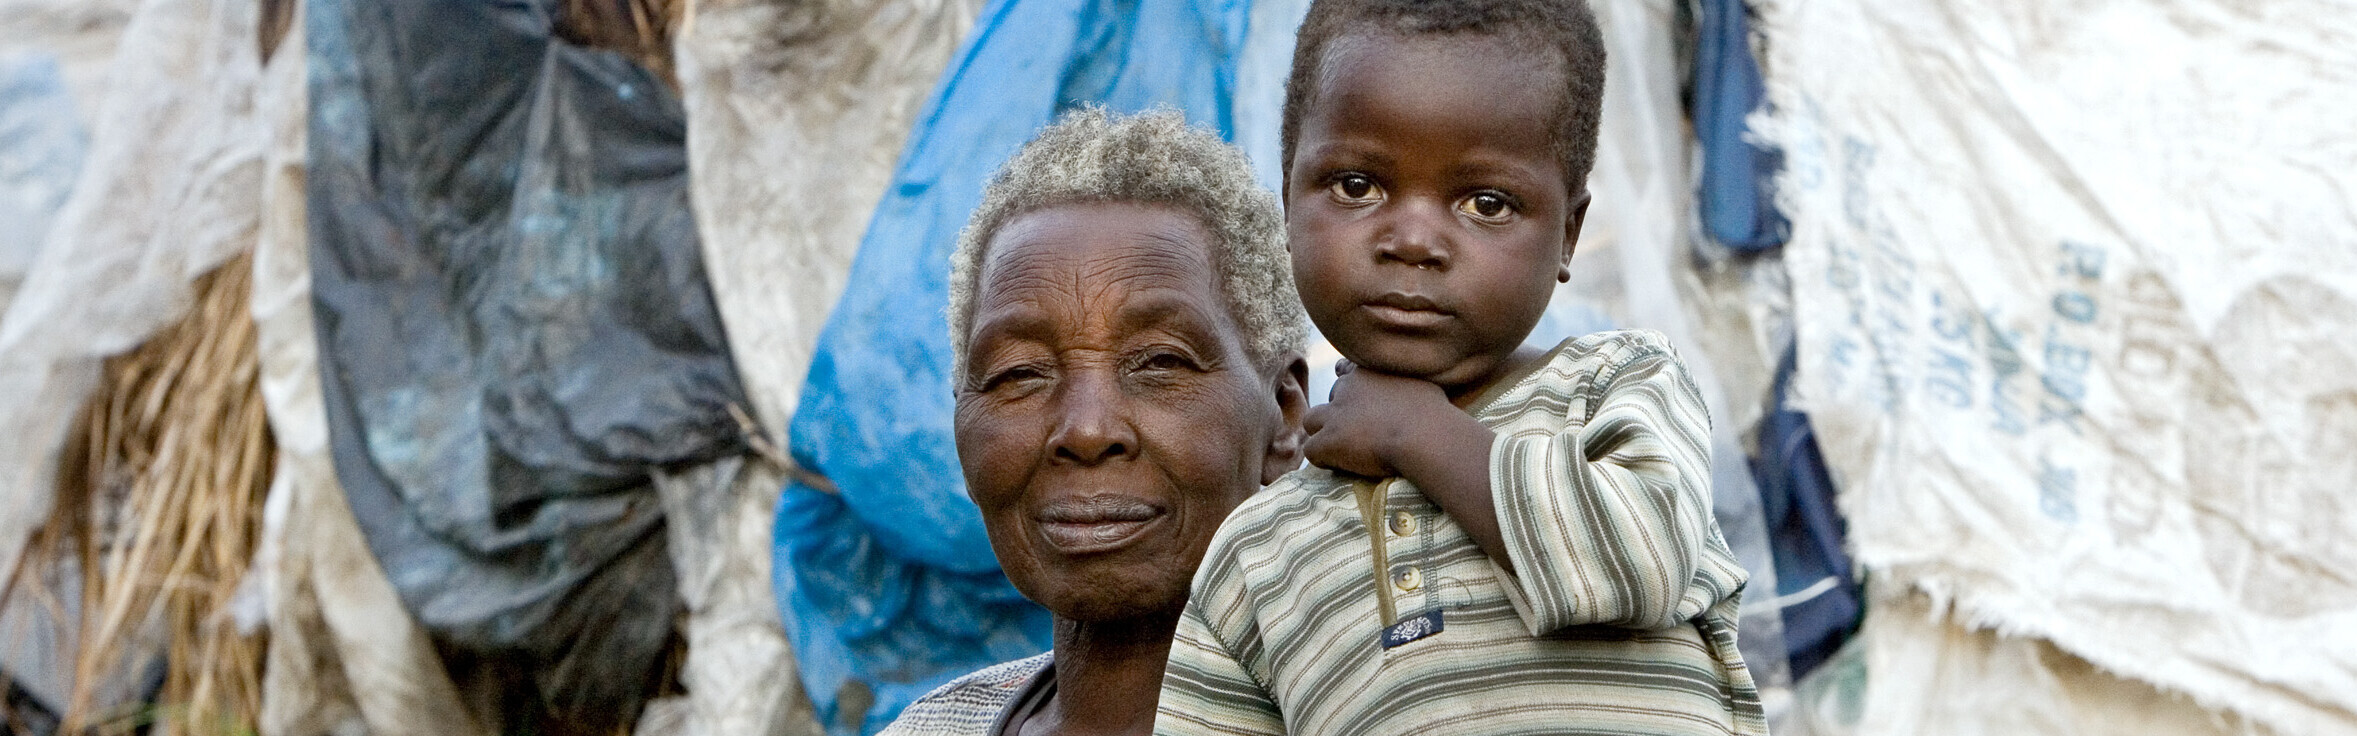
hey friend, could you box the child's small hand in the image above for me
[1302,362,1453,479]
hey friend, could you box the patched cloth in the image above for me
[1157,330,1765,736]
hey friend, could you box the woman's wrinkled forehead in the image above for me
[968,203,1236,350]
[980,205,1214,299]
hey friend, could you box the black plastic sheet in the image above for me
[306,0,746,728]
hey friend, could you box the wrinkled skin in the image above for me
[954,203,1306,734]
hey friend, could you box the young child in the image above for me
[1156,0,1765,734]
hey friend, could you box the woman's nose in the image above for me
[1375,200,1451,270]
[1048,370,1136,466]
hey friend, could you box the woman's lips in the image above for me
[1036,496,1165,555]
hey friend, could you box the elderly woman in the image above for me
[879,109,1309,735]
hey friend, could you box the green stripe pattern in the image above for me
[1157,330,1766,736]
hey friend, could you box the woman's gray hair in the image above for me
[947,107,1307,374]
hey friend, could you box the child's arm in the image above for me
[1304,342,1742,633]
[1302,368,1516,571]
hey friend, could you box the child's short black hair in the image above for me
[1280,0,1608,195]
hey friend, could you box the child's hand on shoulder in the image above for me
[1302,361,1453,479]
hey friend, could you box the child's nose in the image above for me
[1376,201,1452,270]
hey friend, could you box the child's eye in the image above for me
[1458,192,1515,220]
[1328,173,1382,203]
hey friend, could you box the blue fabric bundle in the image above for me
[1750,347,1863,677]
[1691,0,1789,251]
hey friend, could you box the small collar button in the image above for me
[1389,510,1417,536]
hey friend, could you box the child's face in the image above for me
[1286,31,1586,395]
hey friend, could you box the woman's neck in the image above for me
[1021,610,1182,736]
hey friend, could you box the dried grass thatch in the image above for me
[556,0,687,85]
[14,251,274,735]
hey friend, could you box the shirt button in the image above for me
[1393,567,1422,592]
[1388,510,1417,536]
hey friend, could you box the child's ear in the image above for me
[1261,354,1311,485]
[1559,189,1592,283]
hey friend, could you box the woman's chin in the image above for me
[1022,558,1187,624]
[1044,584,1187,625]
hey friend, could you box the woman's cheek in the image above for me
[1148,383,1256,492]
[955,405,1031,515]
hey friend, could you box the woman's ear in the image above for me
[1559,189,1591,283]
[1262,354,1311,485]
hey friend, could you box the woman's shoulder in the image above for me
[878,652,1054,736]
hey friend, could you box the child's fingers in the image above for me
[1302,436,1355,474]
[1301,426,1385,478]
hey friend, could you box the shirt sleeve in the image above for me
[1488,340,1750,634]
[1156,551,1284,735]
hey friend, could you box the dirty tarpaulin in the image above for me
[0,0,266,721]
[671,0,983,732]
[306,0,748,730]
[1759,0,2357,731]
[775,0,1247,731]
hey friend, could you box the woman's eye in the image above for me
[1459,192,1514,219]
[1136,351,1195,373]
[981,365,1047,392]
[1329,174,1381,202]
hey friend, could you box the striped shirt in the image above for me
[1157,330,1764,736]
[880,653,1053,736]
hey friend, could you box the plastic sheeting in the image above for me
[1688,0,1786,252]
[1759,0,2357,731]
[249,10,486,735]
[0,0,268,669]
[1845,583,2279,736]
[1228,0,1307,191]
[0,0,136,128]
[1542,0,1795,704]
[307,0,750,728]
[0,52,84,316]
[774,0,1246,730]
[0,52,86,710]
[673,0,980,733]
[1749,348,1859,678]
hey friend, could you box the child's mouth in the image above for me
[1363,304,1451,329]
[1364,295,1451,329]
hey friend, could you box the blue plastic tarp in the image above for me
[1749,346,1862,677]
[1691,0,1788,251]
[775,0,1250,731]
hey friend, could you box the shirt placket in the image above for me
[1382,480,1431,617]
